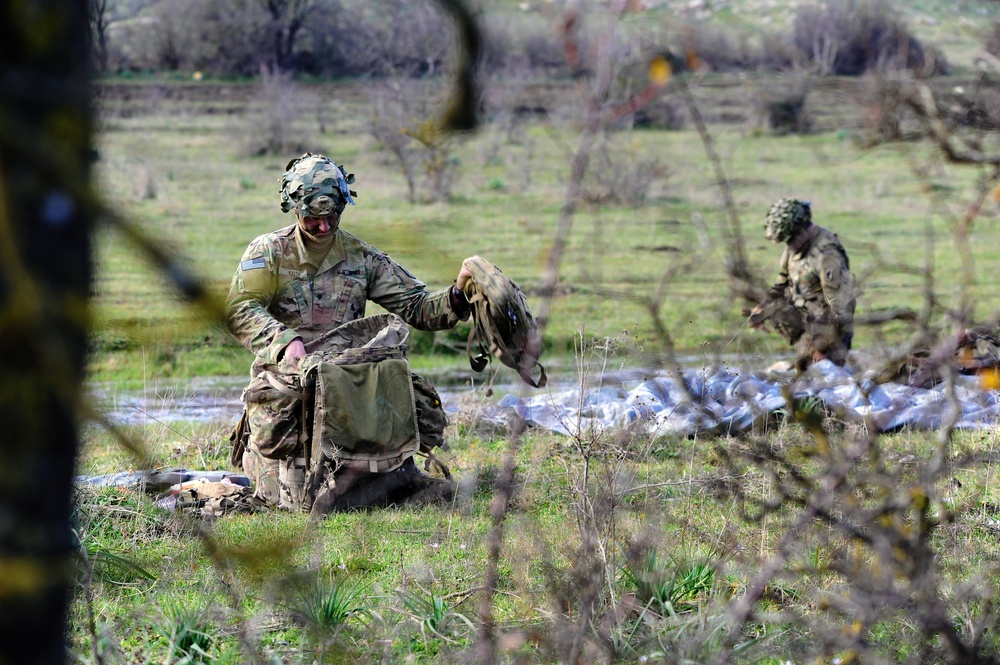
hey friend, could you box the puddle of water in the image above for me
[89,376,247,425]
[87,356,779,425]
[88,363,617,424]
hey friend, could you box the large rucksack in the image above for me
[229,313,452,514]
[461,257,547,388]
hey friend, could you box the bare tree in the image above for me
[258,0,321,71]
[88,0,160,72]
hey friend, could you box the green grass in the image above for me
[72,413,1000,662]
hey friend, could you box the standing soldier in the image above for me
[226,152,476,509]
[749,198,856,369]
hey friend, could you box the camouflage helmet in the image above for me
[764,198,811,243]
[279,153,356,216]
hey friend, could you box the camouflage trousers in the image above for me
[761,299,851,368]
[241,443,307,511]
[795,329,850,368]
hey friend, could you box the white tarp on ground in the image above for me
[488,360,1000,438]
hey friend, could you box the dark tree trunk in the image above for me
[0,1,94,663]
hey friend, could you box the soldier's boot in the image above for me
[796,329,849,369]
[315,457,455,513]
[404,476,455,506]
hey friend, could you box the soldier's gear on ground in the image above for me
[764,197,812,243]
[878,327,1000,389]
[76,468,252,493]
[461,256,547,388]
[76,469,264,518]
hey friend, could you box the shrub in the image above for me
[750,86,812,135]
[985,21,1000,58]
[234,68,317,158]
[633,97,687,130]
[674,22,761,73]
[287,573,373,649]
[853,74,915,144]
[936,83,1000,133]
[397,586,475,640]
[366,80,462,204]
[314,0,453,78]
[480,12,571,77]
[793,0,948,77]
[584,135,669,208]
[620,546,717,617]
[149,597,217,663]
[644,22,798,75]
[759,33,801,72]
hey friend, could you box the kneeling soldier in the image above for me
[749,198,856,369]
[226,152,477,511]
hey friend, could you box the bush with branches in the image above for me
[793,0,948,77]
[749,84,812,136]
[234,67,319,157]
[62,2,1000,664]
[367,81,462,204]
[480,12,572,78]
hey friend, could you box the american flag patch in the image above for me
[241,257,266,271]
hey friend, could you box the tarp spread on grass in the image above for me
[486,360,1000,438]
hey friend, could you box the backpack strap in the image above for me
[465,289,491,372]
[261,370,310,400]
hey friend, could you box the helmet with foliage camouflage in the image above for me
[279,153,357,217]
[764,198,812,243]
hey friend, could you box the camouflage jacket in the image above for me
[226,224,465,367]
[771,224,855,336]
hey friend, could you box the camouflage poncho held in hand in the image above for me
[764,197,812,243]
[279,152,357,217]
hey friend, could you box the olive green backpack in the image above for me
[461,257,547,388]
[229,314,451,514]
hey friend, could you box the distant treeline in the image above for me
[91,0,954,79]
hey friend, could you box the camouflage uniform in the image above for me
[227,224,462,360]
[227,154,467,506]
[760,199,856,367]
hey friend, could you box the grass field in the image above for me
[75,3,1000,662]
[74,398,1000,663]
[90,72,1000,382]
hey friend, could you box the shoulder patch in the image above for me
[241,257,267,271]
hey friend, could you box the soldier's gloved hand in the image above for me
[748,304,768,331]
[456,256,480,292]
[281,338,306,368]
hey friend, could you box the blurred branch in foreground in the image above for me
[0,1,95,663]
